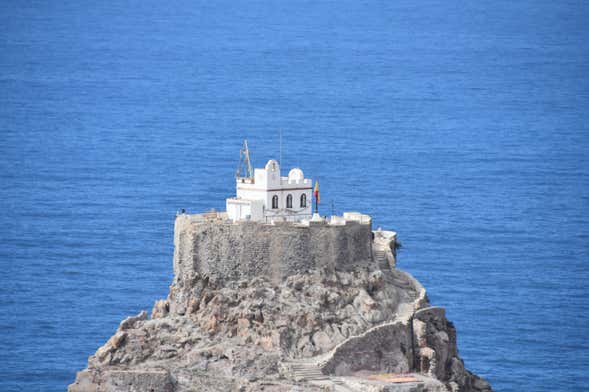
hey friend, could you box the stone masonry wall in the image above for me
[173,214,373,284]
[321,320,413,376]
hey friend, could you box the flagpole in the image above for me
[315,193,318,214]
[314,180,319,214]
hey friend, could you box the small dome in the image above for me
[265,159,279,172]
[288,168,304,181]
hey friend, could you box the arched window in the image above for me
[300,193,307,208]
[286,194,293,208]
[272,195,278,209]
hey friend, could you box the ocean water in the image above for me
[1,1,588,391]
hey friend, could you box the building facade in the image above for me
[226,159,313,222]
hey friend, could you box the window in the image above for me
[286,194,293,208]
[300,194,306,208]
[272,195,278,209]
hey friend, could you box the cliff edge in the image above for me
[69,212,492,392]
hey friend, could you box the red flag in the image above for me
[314,181,320,204]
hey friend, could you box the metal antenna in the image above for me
[236,139,254,179]
[279,130,282,168]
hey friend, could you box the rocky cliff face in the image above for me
[69,214,492,392]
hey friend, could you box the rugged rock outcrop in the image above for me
[69,214,492,392]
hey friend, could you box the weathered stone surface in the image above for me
[322,320,413,376]
[151,299,170,319]
[172,216,372,288]
[69,369,174,392]
[413,307,492,392]
[118,311,147,330]
[69,216,492,392]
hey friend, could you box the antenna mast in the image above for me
[236,139,254,179]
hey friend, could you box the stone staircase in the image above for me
[287,359,330,382]
[283,359,364,391]
[373,242,418,302]
[374,248,388,270]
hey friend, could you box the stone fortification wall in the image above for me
[320,320,413,376]
[173,214,373,285]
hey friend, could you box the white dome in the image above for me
[265,159,279,172]
[288,168,304,181]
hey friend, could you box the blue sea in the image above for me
[1,1,588,391]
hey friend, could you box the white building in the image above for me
[226,159,313,222]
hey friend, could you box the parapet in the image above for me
[179,210,371,227]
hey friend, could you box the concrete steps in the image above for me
[287,360,330,381]
[374,245,417,300]
[374,249,388,270]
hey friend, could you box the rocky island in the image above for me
[70,150,492,391]
[69,210,493,392]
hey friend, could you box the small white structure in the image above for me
[226,144,313,222]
